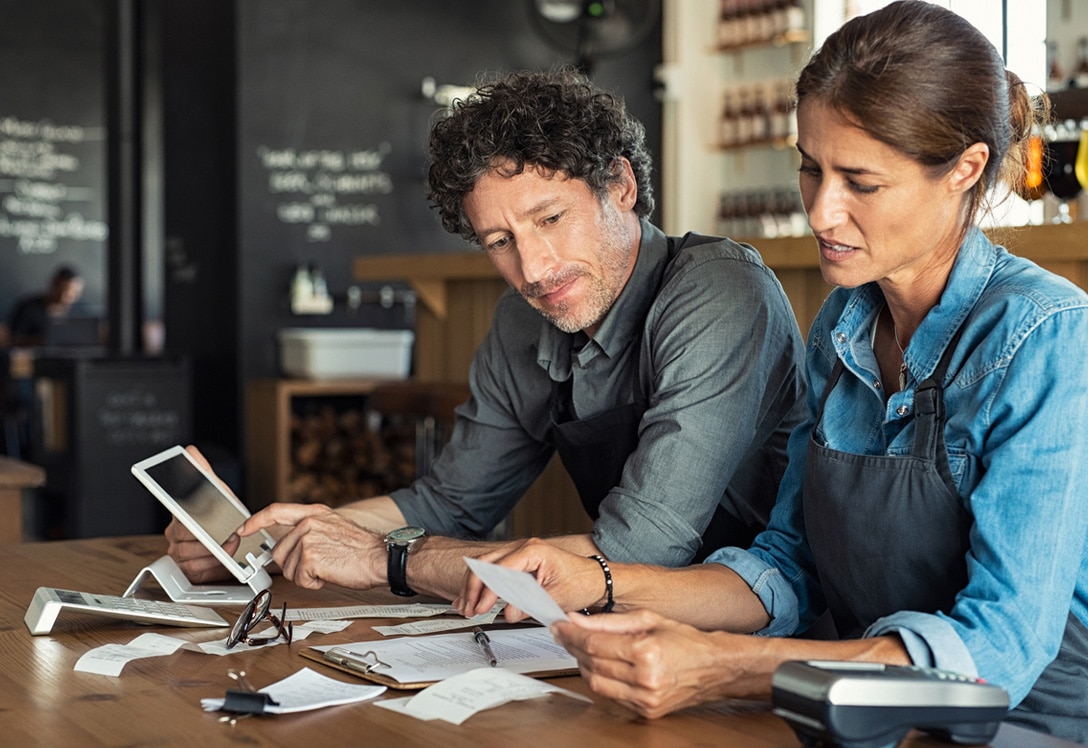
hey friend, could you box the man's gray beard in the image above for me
[528,279,615,334]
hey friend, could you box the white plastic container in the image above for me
[278,328,414,379]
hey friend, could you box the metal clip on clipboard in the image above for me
[323,647,391,675]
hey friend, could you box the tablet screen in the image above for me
[142,452,268,570]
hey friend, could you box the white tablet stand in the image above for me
[124,555,272,606]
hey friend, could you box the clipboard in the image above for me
[299,627,580,690]
[300,646,579,689]
[300,647,428,689]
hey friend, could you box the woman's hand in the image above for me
[552,609,760,719]
[163,445,243,582]
[454,538,608,621]
[164,516,240,582]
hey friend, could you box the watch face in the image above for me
[388,526,426,544]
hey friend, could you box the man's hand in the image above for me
[551,609,744,719]
[238,503,388,590]
[453,538,607,621]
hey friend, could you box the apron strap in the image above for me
[909,324,967,461]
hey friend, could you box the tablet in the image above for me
[131,445,275,590]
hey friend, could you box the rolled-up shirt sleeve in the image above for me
[704,545,802,637]
[865,612,978,676]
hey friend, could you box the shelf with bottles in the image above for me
[1035,117,1088,226]
[716,0,809,52]
[1047,36,1088,95]
[716,78,797,151]
[717,186,809,241]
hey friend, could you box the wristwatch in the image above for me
[385,526,426,597]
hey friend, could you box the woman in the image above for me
[455,1,1088,740]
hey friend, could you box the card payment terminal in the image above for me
[771,660,1009,748]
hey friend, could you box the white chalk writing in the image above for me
[0,115,107,254]
[255,142,392,243]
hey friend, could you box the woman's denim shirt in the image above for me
[707,227,1088,706]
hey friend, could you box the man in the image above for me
[168,68,806,602]
[7,265,85,347]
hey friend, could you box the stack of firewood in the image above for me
[286,402,417,507]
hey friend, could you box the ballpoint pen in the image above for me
[473,626,498,667]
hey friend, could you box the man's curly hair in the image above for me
[426,67,655,244]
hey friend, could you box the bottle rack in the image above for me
[716,0,809,52]
[713,1,811,235]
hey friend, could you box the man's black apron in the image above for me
[547,235,760,562]
[804,327,1088,740]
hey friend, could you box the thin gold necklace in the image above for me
[891,321,908,391]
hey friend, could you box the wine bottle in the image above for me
[1074,37,1088,88]
[1047,40,1065,92]
[1023,129,1046,202]
[1074,122,1088,193]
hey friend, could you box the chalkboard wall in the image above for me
[1,0,662,478]
[234,0,663,381]
[0,0,108,324]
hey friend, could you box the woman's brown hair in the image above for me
[795,0,1045,226]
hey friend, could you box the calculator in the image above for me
[771,660,1009,748]
[24,586,229,635]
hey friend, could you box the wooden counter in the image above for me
[0,455,45,542]
[355,222,1088,539]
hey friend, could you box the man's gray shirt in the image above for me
[391,221,806,566]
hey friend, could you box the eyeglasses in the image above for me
[225,590,293,649]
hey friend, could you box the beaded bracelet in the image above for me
[587,554,615,613]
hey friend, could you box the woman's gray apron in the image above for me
[547,235,760,562]
[804,328,1088,741]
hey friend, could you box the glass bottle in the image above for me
[1043,121,1082,224]
[1075,37,1088,89]
[1023,127,1046,202]
[784,0,805,35]
[1074,120,1088,195]
[718,0,739,49]
[749,85,770,143]
[720,90,739,148]
[736,87,754,145]
[769,79,792,141]
[1047,40,1065,92]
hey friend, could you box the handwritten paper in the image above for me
[201,667,385,714]
[312,626,576,684]
[374,668,590,724]
[463,557,568,626]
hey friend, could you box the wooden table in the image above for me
[0,537,1080,747]
[0,455,45,542]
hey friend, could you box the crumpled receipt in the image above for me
[73,619,350,677]
[374,667,591,725]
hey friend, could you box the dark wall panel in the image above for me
[234,0,663,381]
[0,0,108,323]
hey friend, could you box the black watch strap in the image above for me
[387,541,416,597]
